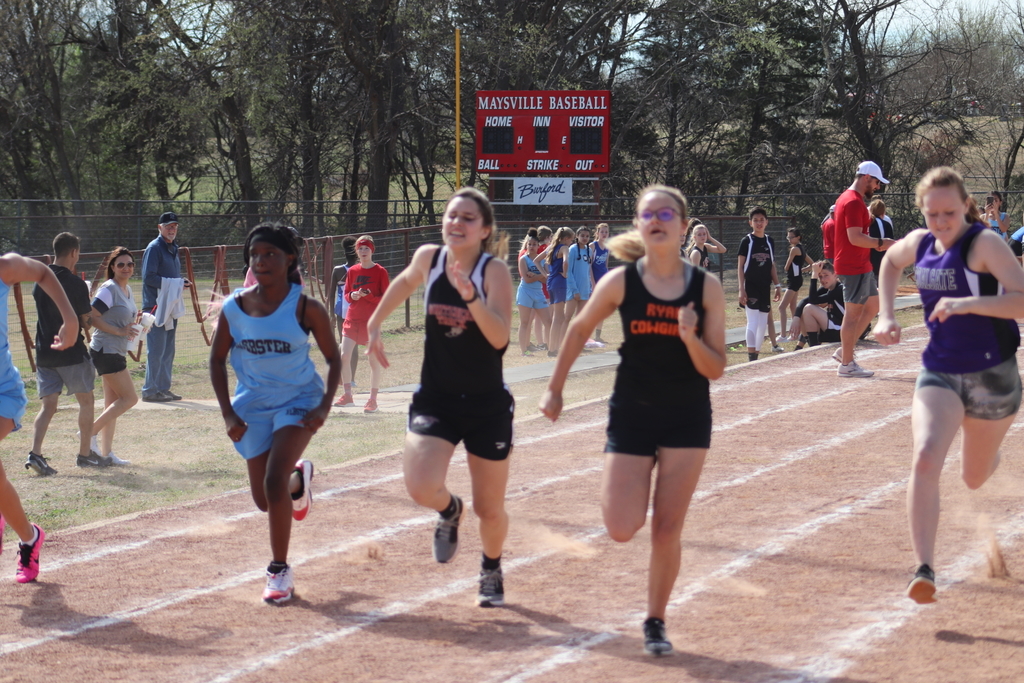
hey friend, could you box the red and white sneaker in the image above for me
[291,460,314,521]
[363,399,378,414]
[333,394,354,407]
[15,524,45,583]
[263,564,294,604]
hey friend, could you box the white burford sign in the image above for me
[513,178,572,205]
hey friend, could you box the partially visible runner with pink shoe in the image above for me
[0,253,81,582]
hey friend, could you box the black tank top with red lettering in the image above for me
[420,247,507,397]
[612,260,708,409]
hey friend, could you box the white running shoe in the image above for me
[772,345,785,353]
[291,460,314,521]
[107,452,131,466]
[777,335,791,343]
[838,360,874,378]
[263,565,294,604]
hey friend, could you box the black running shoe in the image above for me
[643,617,672,655]
[432,495,463,563]
[25,452,57,476]
[907,564,937,604]
[477,567,504,607]
[77,451,113,468]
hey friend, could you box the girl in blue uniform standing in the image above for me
[875,167,1024,604]
[544,227,574,357]
[210,224,341,604]
[540,185,727,655]
[516,233,549,355]
[366,187,513,608]
[591,223,611,343]
[564,225,593,328]
[0,255,79,583]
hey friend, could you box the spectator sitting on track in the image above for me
[1009,218,1024,265]
[87,247,142,468]
[543,227,574,357]
[516,232,550,355]
[329,236,360,399]
[336,235,389,413]
[27,232,98,476]
[210,223,340,604]
[792,261,844,350]
[0,252,80,583]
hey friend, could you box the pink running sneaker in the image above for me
[291,460,314,521]
[263,564,294,604]
[15,524,45,583]
[363,399,378,414]
[333,394,354,407]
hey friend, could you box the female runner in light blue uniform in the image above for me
[0,254,79,583]
[211,224,340,604]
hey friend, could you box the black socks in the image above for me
[268,560,288,574]
[440,494,459,520]
[807,331,820,347]
[482,553,501,571]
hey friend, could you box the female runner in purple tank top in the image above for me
[540,185,726,655]
[875,166,1024,605]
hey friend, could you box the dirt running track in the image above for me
[3,328,1024,683]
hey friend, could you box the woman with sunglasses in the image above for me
[86,247,141,466]
[540,185,726,656]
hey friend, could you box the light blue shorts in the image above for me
[516,286,548,309]
[0,371,27,432]
[231,390,321,459]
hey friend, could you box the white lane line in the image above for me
[200,409,918,683]
[493,477,911,683]
[206,530,609,683]
[696,407,911,502]
[713,368,916,433]
[0,346,918,662]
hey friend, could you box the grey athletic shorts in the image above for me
[837,272,878,305]
[915,355,1022,420]
[37,360,96,397]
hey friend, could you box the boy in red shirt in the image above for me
[337,235,390,412]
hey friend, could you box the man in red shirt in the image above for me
[833,161,897,378]
[821,205,836,261]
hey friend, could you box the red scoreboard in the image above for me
[474,90,611,174]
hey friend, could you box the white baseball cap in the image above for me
[857,161,889,184]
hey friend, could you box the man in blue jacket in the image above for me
[141,212,190,402]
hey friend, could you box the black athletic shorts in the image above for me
[786,274,803,292]
[408,388,514,461]
[605,396,712,456]
[916,355,1022,420]
[744,280,772,313]
[89,348,127,376]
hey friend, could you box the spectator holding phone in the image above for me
[984,191,1010,238]
[336,235,389,413]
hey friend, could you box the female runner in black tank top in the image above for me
[540,185,727,656]
[367,187,515,608]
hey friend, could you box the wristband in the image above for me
[463,286,479,304]
[877,237,884,248]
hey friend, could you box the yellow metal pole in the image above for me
[455,28,461,188]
